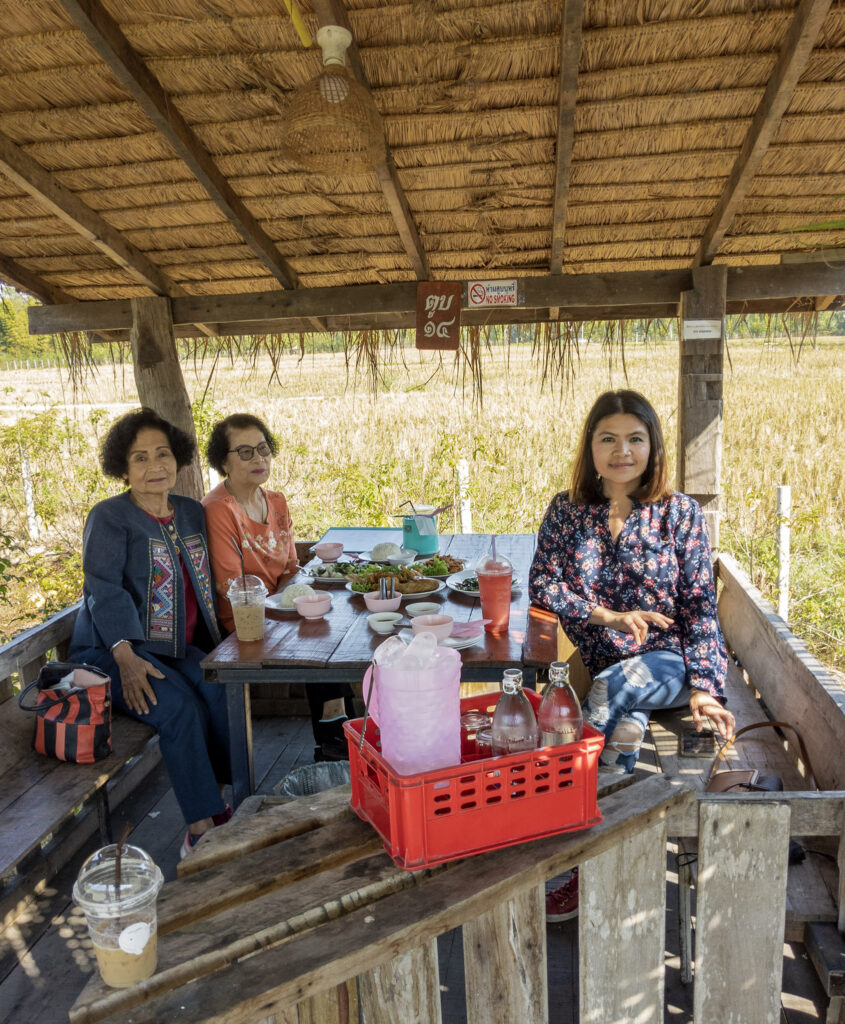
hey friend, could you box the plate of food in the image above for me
[412,554,466,578]
[300,560,362,585]
[345,579,444,601]
[445,569,521,598]
[344,563,445,599]
[357,541,416,565]
[266,583,319,613]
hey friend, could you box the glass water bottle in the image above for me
[537,661,583,746]
[492,668,539,754]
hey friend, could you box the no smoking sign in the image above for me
[466,278,519,308]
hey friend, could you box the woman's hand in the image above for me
[689,688,735,741]
[113,644,164,715]
[591,606,675,645]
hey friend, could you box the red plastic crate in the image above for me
[343,690,605,870]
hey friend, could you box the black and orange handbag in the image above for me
[18,662,112,763]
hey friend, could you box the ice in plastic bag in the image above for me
[364,632,461,775]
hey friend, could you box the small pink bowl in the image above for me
[314,542,344,561]
[294,593,332,619]
[362,590,402,612]
[410,613,454,641]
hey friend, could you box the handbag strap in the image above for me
[704,720,817,790]
[17,678,85,711]
[17,663,109,712]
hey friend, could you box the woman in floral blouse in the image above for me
[529,390,734,921]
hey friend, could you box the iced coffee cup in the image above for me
[73,844,164,989]
[227,574,268,642]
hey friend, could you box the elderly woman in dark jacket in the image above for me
[69,407,232,858]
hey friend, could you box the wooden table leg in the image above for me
[226,681,254,807]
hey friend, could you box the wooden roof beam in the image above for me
[310,0,431,280]
[27,262,845,336]
[693,0,833,267]
[0,253,77,306]
[0,132,172,295]
[56,0,300,293]
[550,0,585,276]
[0,254,122,344]
[0,133,222,338]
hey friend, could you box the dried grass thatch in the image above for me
[0,0,840,350]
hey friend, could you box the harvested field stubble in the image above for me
[0,338,842,670]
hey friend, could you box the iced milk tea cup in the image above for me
[73,844,164,988]
[227,574,268,642]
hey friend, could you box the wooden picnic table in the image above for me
[202,532,557,806]
[69,772,694,1024]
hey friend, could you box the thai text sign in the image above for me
[416,281,461,350]
[683,319,722,340]
[466,279,518,308]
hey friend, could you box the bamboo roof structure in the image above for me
[1,0,844,336]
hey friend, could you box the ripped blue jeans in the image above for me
[583,650,690,773]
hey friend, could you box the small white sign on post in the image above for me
[683,319,722,340]
[466,279,519,308]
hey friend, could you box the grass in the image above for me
[1,335,843,671]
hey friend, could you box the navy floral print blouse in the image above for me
[528,491,727,699]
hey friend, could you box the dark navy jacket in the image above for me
[70,491,221,659]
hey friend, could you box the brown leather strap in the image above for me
[705,720,817,790]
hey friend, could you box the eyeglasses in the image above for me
[228,442,272,461]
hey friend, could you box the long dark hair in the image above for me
[570,390,672,503]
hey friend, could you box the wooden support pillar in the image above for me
[677,265,726,548]
[129,296,203,499]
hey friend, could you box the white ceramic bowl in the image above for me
[314,541,344,561]
[410,613,454,641]
[405,602,441,618]
[385,547,418,566]
[294,593,332,619]
[367,611,403,633]
[362,591,402,612]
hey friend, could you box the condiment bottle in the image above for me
[491,668,539,754]
[537,661,583,746]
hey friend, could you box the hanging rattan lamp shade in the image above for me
[279,27,386,175]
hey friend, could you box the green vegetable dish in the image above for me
[418,556,449,577]
[455,576,480,592]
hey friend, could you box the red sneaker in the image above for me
[212,803,233,827]
[546,869,578,922]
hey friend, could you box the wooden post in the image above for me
[677,264,726,548]
[129,296,203,499]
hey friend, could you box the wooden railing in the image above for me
[68,778,845,1024]
[0,602,79,703]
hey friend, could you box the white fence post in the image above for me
[20,447,40,542]
[457,459,472,533]
[776,484,791,621]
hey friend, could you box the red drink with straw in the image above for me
[476,538,513,634]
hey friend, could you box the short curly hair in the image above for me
[206,413,279,475]
[100,407,196,481]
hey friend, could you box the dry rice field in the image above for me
[1,336,843,669]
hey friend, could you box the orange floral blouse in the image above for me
[202,482,298,632]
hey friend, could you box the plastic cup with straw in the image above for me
[226,538,267,642]
[475,533,514,634]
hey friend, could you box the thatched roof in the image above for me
[0,0,844,326]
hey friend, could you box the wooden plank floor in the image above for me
[0,716,832,1024]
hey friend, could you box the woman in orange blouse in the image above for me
[203,413,352,760]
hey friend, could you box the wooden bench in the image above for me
[641,555,845,1006]
[0,604,158,929]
